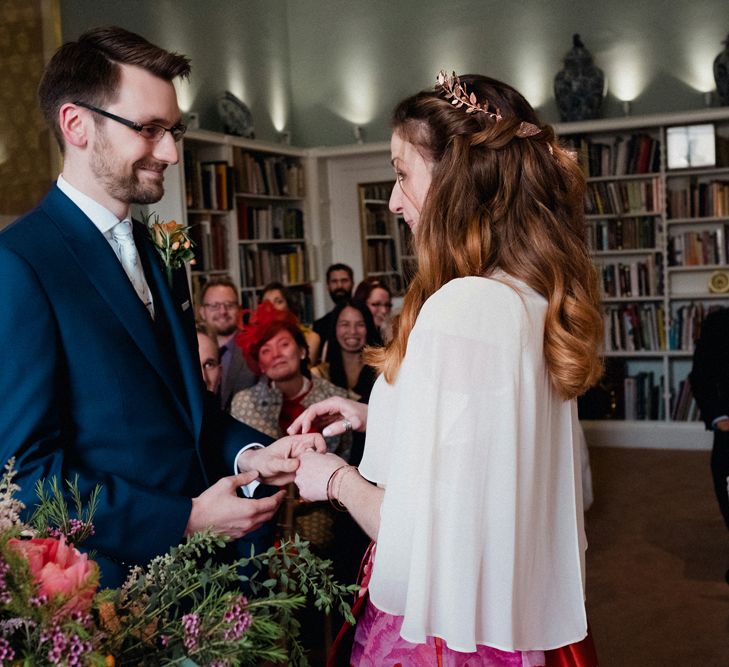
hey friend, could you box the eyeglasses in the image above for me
[203,301,238,312]
[75,101,187,142]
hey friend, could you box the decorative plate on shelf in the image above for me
[217,91,254,138]
[709,270,729,294]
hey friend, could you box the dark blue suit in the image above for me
[0,185,270,586]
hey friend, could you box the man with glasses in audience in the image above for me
[198,276,256,409]
[0,26,323,587]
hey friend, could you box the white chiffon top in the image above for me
[358,275,588,652]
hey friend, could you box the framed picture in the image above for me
[666,123,716,169]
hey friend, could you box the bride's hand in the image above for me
[286,396,368,437]
[295,451,348,502]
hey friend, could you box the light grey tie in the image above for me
[111,220,154,317]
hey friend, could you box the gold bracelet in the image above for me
[326,464,356,512]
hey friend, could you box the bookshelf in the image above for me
[357,181,415,295]
[558,107,729,448]
[179,130,314,324]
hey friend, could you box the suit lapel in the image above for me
[136,224,204,442]
[43,187,195,433]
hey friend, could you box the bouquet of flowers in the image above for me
[0,460,356,666]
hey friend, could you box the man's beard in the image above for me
[330,288,350,305]
[90,129,165,205]
[215,322,238,337]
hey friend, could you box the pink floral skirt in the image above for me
[350,598,545,667]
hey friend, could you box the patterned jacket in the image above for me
[230,376,352,460]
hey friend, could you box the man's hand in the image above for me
[185,471,286,538]
[236,433,326,486]
[287,397,368,437]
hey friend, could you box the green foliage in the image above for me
[0,462,357,666]
[29,475,100,544]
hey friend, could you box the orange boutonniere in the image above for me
[143,212,195,286]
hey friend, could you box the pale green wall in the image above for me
[59,0,294,141]
[60,0,729,146]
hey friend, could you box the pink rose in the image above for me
[8,536,99,614]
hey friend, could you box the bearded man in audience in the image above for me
[198,275,256,409]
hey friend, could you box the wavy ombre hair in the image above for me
[367,74,603,400]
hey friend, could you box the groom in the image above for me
[0,26,323,586]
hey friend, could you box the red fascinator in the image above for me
[235,301,300,374]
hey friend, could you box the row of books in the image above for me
[236,202,304,240]
[239,243,307,288]
[667,226,728,266]
[598,256,661,298]
[240,286,315,324]
[671,378,700,421]
[624,371,663,420]
[604,303,666,352]
[363,207,391,236]
[581,368,700,421]
[585,178,662,216]
[361,183,393,201]
[587,216,658,251]
[233,148,304,197]
[566,133,660,177]
[188,216,228,272]
[398,219,414,257]
[668,302,721,351]
[184,157,234,211]
[365,239,397,273]
[667,180,729,219]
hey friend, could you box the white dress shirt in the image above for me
[56,176,154,313]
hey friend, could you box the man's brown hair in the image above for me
[38,26,191,151]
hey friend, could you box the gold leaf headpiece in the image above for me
[436,70,541,139]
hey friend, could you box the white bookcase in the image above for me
[156,110,729,449]
[556,107,729,449]
[357,181,414,296]
[158,129,314,323]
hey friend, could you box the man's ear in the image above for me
[58,102,89,149]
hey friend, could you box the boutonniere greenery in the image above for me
[143,212,195,287]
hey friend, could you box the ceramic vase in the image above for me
[714,34,729,106]
[554,34,606,122]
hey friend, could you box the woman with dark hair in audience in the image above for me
[353,277,394,344]
[316,299,382,404]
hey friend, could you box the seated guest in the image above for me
[231,301,358,618]
[261,281,321,365]
[231,302,350,458]
[312,263,354,341]
[353,277,394,344]
[196,324,221,394]
[197,276,256,410]
[316,299,382,404]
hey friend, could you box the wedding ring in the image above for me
[342,420,352,432]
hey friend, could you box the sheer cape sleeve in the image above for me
[359,276,588,652]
